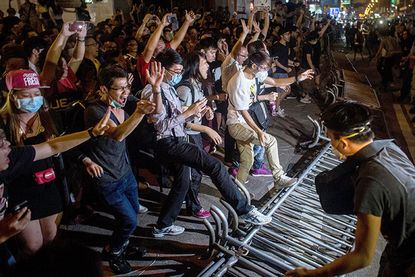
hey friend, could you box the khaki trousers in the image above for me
[228,123,284,184]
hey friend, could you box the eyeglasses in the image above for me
[85,42,98,47]
[255,64,269,71]
[110,84,131,92]
[166,68,184,75]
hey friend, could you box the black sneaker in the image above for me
[124,245,147,260]
[102,248,133,274]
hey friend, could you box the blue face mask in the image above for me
[15,96,44,113]
[168,73,182,86]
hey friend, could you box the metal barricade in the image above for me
[199,144,356,277]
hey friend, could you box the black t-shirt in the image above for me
[353,140,415,265]
[84,101,131,183]
[271,42,289,74]
[301,43,313,69]
[313,42,321,68]
[0,146,35,185]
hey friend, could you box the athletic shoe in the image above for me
[250,166,273,176]
[275,175,298,188]
[299,97,311,104]
[102,249,133,274]
[239,207,272,226]
[124,245,147,260]
[138,204,148,214]
[276,109,286,118]
[153,225,185,238]
[228,167,238,177]
[193,209,211,219]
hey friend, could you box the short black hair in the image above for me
[155,48,183,69]
[196,37,217,51]
[306,31,319,42]
[321,101,374,143]
[247,40,267,55]
[247,51,271,68]
[98,65,128,87]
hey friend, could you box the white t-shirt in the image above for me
[226,69,257,125]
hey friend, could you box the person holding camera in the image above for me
[137,11,196,87]
[285,101,415,277]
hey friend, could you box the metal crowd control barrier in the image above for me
[199,144,357,277]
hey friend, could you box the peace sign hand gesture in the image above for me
[91,108,111,137]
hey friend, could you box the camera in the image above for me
[69,21,83,32]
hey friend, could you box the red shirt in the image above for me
[136,42,171,87]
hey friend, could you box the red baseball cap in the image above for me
[5,69,49,91]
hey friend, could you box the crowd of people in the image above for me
[0,0,414,276]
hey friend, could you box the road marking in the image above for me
[394,104,415,161]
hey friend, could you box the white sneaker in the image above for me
[138,204,148,214]
[275,175,298,188]
[276,109,286,118]
[153,225,185,238]
[239,207,272,226]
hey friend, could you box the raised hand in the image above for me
[252,20,261,33]
[241,19,249,35]
[136,100,156,114]
[146,61,165,90]
[143,13,153,24]
[77,21,88,39]
[92,108,111,136]
[162,13,172,27]
[128,73,134,85]
[185,10,196,23]
[62,22,77,37]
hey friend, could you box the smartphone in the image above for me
[69,21,83,32]
[11,200,29,214]
[168,14,179,31]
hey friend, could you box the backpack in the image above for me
[247,78,269,131]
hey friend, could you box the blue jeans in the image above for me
[95,169,139,254]
[252,145,265,170]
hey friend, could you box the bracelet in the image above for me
[77,39,85,42]
[153,90,161,94]
[87,127,97,138]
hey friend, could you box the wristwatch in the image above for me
[87,127,97,138]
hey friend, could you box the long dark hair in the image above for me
[182,51,206,82]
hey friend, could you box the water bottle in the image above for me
[268,101,277,116]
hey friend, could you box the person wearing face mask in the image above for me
[176,51,220,219]
[82,65,156,275]
[285,101,415,277]
[226,51,297,189]
[141,48,273,238]
[0,69,65,257]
